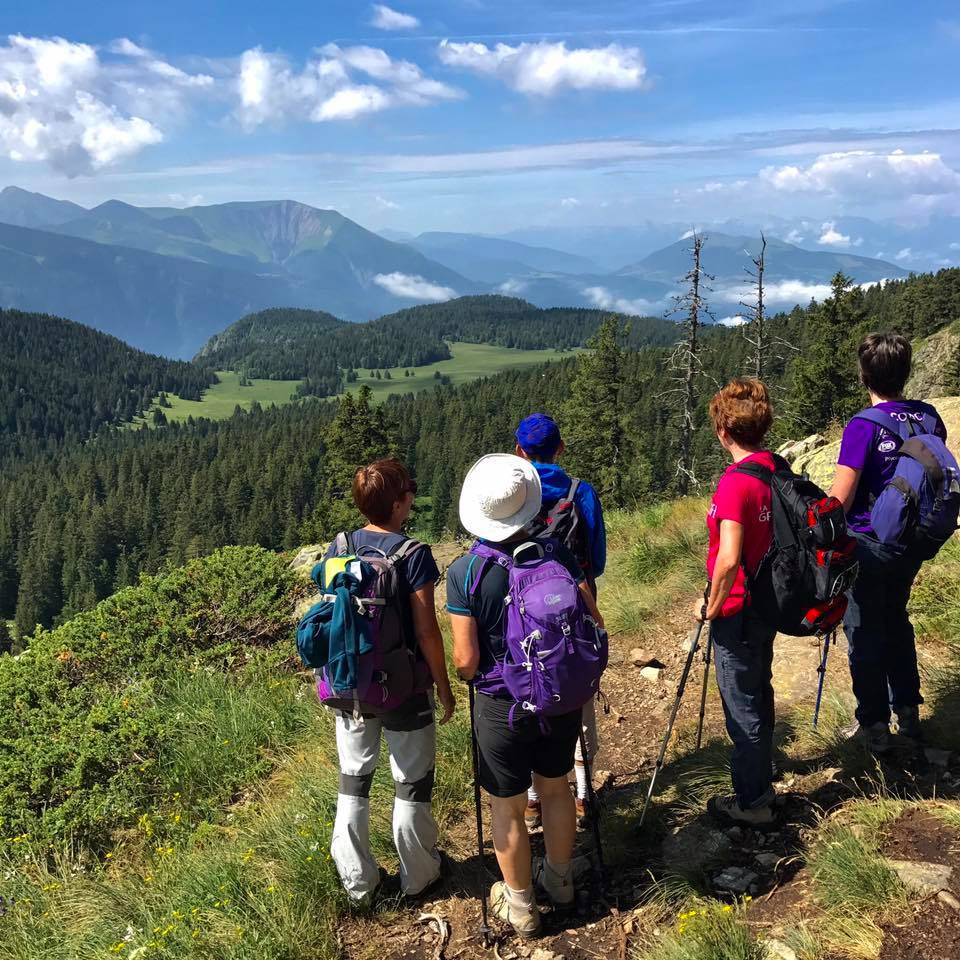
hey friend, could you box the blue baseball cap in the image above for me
[515,413,562,460]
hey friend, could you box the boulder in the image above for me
[907,322,960,400]
[661,821,732,873]
[290,544,327,577]
[712,865,759,894]
[886,859,954,897]
[776,434,826,465]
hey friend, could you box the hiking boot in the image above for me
[533,857,575,909]
[843,720,891,754]
[490,881,541,938]
[707,794,776,829]
[524,800,542,831]
[892,706,923,742]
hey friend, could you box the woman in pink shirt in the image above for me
[694,379,778,828]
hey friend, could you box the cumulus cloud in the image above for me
[236,44,460,128]
[760,149,960,199]
[784,229,805,244]
[0,34,212,174]
[437,39,647,96]
[560,196,580,208]
[717,279,833,306]
[374,194,400,209]
[370,5,420,30]
[719,315,748,327]
[895,247,913,261]
[498,278,528,295]
[817,221,851,247]
[583,286,658,316]
[374,272,457,301]
[950,242,960,251]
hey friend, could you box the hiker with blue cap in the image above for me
[513,413,607,830]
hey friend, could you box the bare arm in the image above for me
[829,465,862,513]
[410,583,455,723]
[702,519,744,621]
[449,613,480,681]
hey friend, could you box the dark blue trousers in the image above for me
[710,606,778,809]
[843,533,924,728]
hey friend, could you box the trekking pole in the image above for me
[812,630,833,729]
[638,591,709,828]
[577,721,607,891]
[694,629,713,752]
[468,682,494,947]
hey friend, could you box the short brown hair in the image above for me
[352,458,412,525]
[709,378,773,447]
[858,332,911,398]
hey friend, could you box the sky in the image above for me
[0,0,958,237]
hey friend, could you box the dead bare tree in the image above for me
[740,233,768,379]
[664,232,713,496]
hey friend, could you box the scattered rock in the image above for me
[640,666,663,683]
[725,826,744,842]
[662,822,732,874]
[530,949,563,960]
[712,866,759,894]
[629,647,653,667]
[924,747,952,768]
[939,890,960,912]
[887,859,954,896]
[763,938,799,960]
[754,852,780,870]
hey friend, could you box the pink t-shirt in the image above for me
[706,451,774,618]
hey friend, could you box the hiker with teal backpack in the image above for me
[513,413,607,830]
[447,454,607,939]
[829,333,960,754]
[296,458,455,904]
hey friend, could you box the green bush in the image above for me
[0,547,299,847]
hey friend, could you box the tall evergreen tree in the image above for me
[562,314,626,507]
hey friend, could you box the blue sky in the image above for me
[0,0,958,236]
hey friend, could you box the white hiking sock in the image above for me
[506,883,536,908]
[574,762,589,800]
[527,786,539,804]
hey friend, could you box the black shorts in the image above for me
[473,694,581,798]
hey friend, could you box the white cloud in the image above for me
[374,272,457,301]
[719,315,748,327]
[370,5,420,31]
[817,221,851,247]
[760,149,960,199]
[784,229,805,244]
[679,228,698,240]
[560,196,579,208]
[0,34,216,174]
[437,39,647,96]
[374,194,400,209]
[498,278,528,295]
[895,247,913,261]
[949,242,960,251]
[236,44,460,129]
[717,279,833,306]
[583,286,657,316]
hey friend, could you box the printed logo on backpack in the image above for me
[295,532,430,716]
[734,456,859,636]
[466,538,608,726]
[853,407,960,560]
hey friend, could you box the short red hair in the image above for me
[709,378,773,447]
[352,459,412,525]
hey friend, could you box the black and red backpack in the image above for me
[735,455,859,636]
[534,477,596,594]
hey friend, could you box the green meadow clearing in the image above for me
[136,342,574,425]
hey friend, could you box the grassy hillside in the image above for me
[1,500,957,959]
[138,343,571,424]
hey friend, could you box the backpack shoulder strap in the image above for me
[389,537,425,563]
[332,531,354,556]
[853,407,910,440]
[566,477,581,501]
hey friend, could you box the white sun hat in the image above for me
[458,453,543,542]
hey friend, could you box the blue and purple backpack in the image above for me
[297,532,430,716]
[854,406,960,559]
[466,538,608,727]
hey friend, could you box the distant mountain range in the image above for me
[0,185,921,357]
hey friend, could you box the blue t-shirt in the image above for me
[533,462,607,579]
[838,400,948,534]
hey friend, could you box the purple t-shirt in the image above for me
[838,400,948,534]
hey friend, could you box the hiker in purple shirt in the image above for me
[829,333,947,754]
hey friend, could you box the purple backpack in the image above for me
[299,532,430,717]
[854,407,960,559]
[467,539,608,727]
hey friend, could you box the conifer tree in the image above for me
[562,314,626,506]
[0,619,12,655]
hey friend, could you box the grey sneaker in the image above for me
[533,857,575,908]
[707,794,776,829]
[490,881,541,939]
[844,720,891,754]
[892,706,922,742]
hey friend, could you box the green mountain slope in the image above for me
[0,185,86,229]
[0,308,215,463]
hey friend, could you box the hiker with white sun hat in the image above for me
[447,453,607,939]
